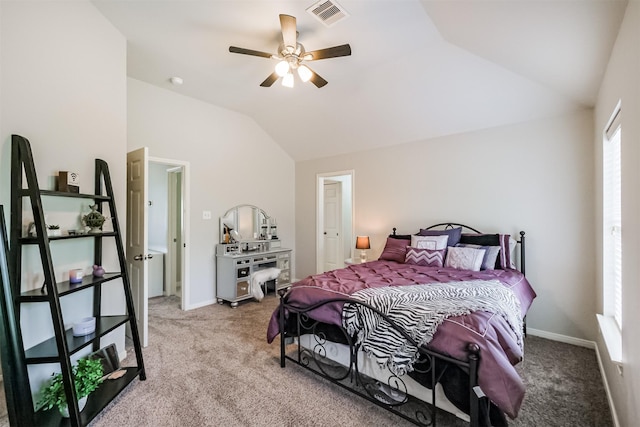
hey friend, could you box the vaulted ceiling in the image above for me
[92,0,628,161]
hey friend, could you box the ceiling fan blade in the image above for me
[280,14,297,50]
[304,44,352,61]
[260,72,279,87]
[229,46,273,59]
[308,70,328,88]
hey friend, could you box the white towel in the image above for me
[250,267,281,301]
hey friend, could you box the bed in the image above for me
[267,223,536,427]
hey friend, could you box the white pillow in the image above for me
[445,246,486,271]
[411,234,448,250]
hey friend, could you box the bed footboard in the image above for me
[277,291,490,427]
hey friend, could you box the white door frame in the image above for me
[316,170,354,274]
[149,156,191,311]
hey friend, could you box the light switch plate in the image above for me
[202,210,212,220]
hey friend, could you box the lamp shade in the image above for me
[355,236,370,250]
[282,72,294,88]
[297,65,313,82]
[275,60,290,77]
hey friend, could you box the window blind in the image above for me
[603,105,622,330]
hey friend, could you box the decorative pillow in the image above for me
[410,234,449,250]
[509,237,517,269]
[459,233,512,269]
[456,243,500,271]
[405,247,446,267]
[378,237,408,263]
[444,246,486,271]
[418,227,462,247]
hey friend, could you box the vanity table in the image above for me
[216,205,292,308]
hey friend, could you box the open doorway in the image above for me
[127,149,190,347]
[148,158,188,307]
[316,171,354,274]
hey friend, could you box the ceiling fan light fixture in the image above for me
[282,72,294,88]
[229,14,352,88]
[275,60,290,77]
[297,65,312,82]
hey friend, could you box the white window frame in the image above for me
[598,101,622,364]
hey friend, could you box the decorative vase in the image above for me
[92,265,105,277]
[59,395,88,418]
[89,226,102,234]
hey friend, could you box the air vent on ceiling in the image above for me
[306,0,350,27]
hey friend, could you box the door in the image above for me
[127,147,149,347]
[323,182,342,271]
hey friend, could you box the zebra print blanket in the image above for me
[342,280,523,376]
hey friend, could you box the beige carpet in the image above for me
[0,294,612,426]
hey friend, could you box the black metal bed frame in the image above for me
[277,223,526,427]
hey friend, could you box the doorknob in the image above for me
[134,254,145,261]
[147,254,154,259]
[324,232,327,235]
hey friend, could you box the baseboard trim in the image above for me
[527,328,595,348]
[593,343,621,427]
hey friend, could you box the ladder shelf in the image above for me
[0,134,146,426]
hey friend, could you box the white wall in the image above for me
[0,0,127,402]
[296,110,595,341]
[127,78,296,308]
[594,2,640,426]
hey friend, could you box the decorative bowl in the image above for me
[72,317,96,337]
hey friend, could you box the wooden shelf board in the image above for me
[19,189,110,201]
[25,316,130,362]
[18,232,117,244]
[19,273,122,302]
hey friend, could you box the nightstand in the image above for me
[344,258,361,266]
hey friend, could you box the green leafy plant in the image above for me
[47,224,60,230]
[37,357,104,413]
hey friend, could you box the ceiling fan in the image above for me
[229,14,351,88]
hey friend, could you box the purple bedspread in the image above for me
[267,260,536,419]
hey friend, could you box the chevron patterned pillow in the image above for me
[404,247,446,267]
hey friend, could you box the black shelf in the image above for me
[1,135,146,426]
[24,316,130,363]
[32,366,141,427]
[19,273,122,302]
[19,232,117,243]
[19,189,110,201]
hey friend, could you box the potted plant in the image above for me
[47,224,61,237]
[82,204,106,233]
[37,357,104,417]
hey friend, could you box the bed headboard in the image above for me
[390,223,526,275]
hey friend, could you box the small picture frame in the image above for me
[57,171,80,193]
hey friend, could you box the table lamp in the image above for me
[355,236,371,263]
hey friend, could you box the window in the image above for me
[603,105,622,330]
[599,102,623,364]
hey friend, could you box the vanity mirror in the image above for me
[220,204,275,243]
